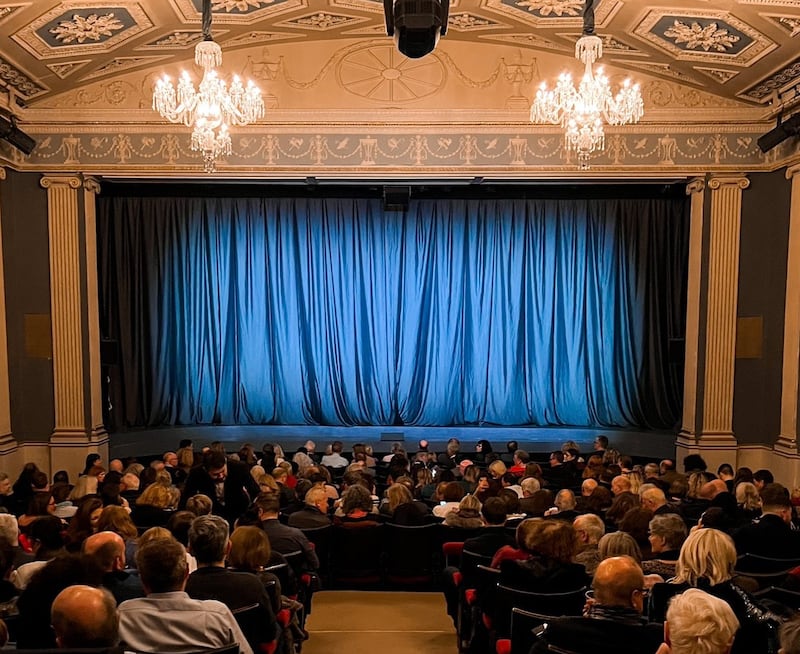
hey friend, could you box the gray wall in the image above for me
[734,170,792,445]
[1,170,53,442]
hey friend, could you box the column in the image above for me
[776,165,800,482]
[0,168,13,456]
[41,175,108,476]
[680,178,705,438]
[677,175,748,470]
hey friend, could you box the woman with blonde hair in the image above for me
[649,528,780,654]
[130,479,179,528]
[444,493,483,529]
[735,481,761,526]
[597,531,642,564]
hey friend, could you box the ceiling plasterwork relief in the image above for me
[12,2,154,59]
[222,30,307,46]
[447,13,505,31]
[137,30,205,49]
[0,53,48,98]
[640,79,745,109]
[480,0,620,28]
[170,0,304,22]
[741,55,800,100]
[478,33,570,52]
[633,9,776,65]
[46,60,93,79]
[764,15,800,37]
[80,55,172,81]
[694,66,740,84]
[276,11,369,31]
[0,4,27,24]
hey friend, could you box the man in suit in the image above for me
[83,531,145,603]
[287,486,331,529]
[733,483,800,558]
[181,450,259,526]
[256,493,319,572]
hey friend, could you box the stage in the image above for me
[109,425,677,462]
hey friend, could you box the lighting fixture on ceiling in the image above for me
[530,0,643,169]
[151,0,264,172]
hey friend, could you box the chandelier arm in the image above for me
[582,0,595,36]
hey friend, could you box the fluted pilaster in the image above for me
[681,178,705,437]
[777,164,800,452]
[41,175,85,436]
[0,168,11,446]
[702,175,749,438]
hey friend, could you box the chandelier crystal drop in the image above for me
[152,0,264,172]
[530,0,643,169]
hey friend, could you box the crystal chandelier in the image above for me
[530,0,643,169]
[152,0,264,172]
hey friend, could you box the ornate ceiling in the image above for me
[0,0,799,176]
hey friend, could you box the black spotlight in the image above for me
[384,0,448,59]
[0,114,36,155]
[757,113,800,154]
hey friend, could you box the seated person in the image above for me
[656,588,739,654]
[51,585,119,648]
[287,485,331,529]
[642,513,687,578]
[118,537,253,654]
[531,556,663,654]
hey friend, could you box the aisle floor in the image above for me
[303,590,456,654]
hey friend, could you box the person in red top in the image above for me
[509,449,530,477]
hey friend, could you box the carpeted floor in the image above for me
[303,590,456,654]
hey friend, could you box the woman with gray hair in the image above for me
[642,513,687,578]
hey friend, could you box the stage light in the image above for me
[0,114,36,155]
[383,0,448,59]
[757,113,800,153]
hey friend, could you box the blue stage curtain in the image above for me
[98,195,688,429]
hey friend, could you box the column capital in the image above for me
[40,175,81,190]
[83,176,101,194]
[686,177,706,195]
[708,175,750,191]
[787,163,800,181]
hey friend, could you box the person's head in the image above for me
[597,531,642,564]
[96,505,138,541]
[0,513,19,548]
[640,486,667,512]
[753,469,775,490]
[716,463,734,480]
[513,449,529,465]
[475,439,493,454]
[29,515,66,557]
[734,481,760,510]
[554,489,576,511]
[136,481,180,509]
[573,513,605,546]
[780,613,800,654]
[82,531,126,571]
[683,454,707,473]
[581,478,598,497]
[254,492,281,519]
[386,483,414,511]
[188,514,230,565]
[135,537,188,593]
[137,526,174,548]
[548,450,564,467]
[592,556,646,612]
[203,450,228,482]
[185,493,213,516]
[166,511,195,547]
[341,484,374,515]
[51,585,118,648]
[228,525,271,571]
[487,460,507,479]
[760,483,793,522]
[611,475,632,496]
[442,481,465,502]
[521,477,540,497]
[0,472,11,496]
[304,486,329,514]
[674,527,736,587]
[84,453,102,475]
[25,492,55,517]
[664,588,738,654]
[648,513,688,555]
[516,519,576,563]
[481,497,507,526]
[455,493,481,515]
[593,435,609,451]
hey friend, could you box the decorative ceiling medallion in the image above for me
[140,30,205,48]
[559,32,644,55]
[741,56,800,100]
[336,43,445,102]
[170,0,304,22]
[764,15,800,38]
[46,59,92,79]
[448,12,503,31]
[276,11,368,30]
[0,53,47,97]
[12,2,153,59]
[478,32,570,51]
[633,9,775,65]
[222,30,305,46]
[694,66,739,84]
[481,0,620,28]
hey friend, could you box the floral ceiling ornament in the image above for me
[514,0,583,17]
[530,0,643,168]
[212,0,272,11]
[50,12,125,44]
[663,20,740,52]
[152,0,265,171]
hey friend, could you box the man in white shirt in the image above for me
[118,537,253,654]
